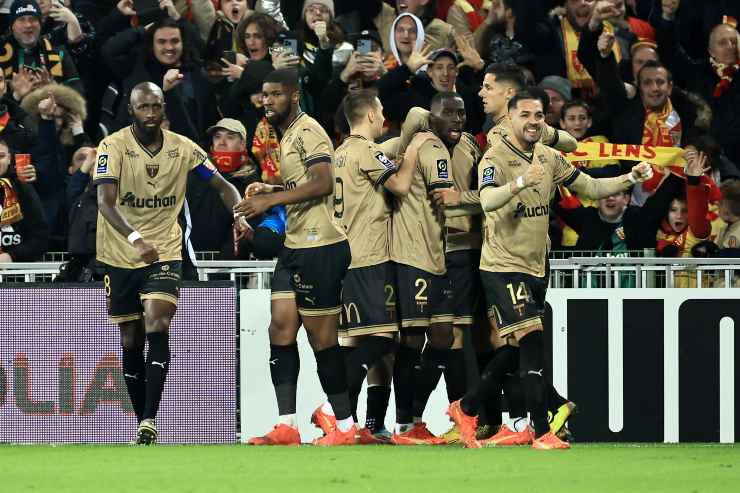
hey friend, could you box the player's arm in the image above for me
[97,182,158,263]
[234,161,334,218]
[478,159,545,212]
[207,171,255,238]
[566,161,653,199]
[541,123,578,152]
[432,188,482,217]
[384,151,414,197]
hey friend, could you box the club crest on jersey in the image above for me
[437,159,449,179]
[375,151,395,170]
[481,166,495,184]
[96,155,108,174]
[537,155,547,165]
[146,162,159,178]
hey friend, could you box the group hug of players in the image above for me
[93,64,653,447]
[236,65,655,450]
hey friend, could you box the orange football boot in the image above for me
[313,425,358,446]
[446,400,481,448]
[480,424,534,447]
[311,405,337,435]
[391,422,447,445]
[247,424,301,446]
[532,431,571,450]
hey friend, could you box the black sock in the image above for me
[519,331,548,437]
[270,344,300,416]
[461,345,516,426]
[365,385,391,433]
[547,383,568,414]
[315,345,352,421]
[444,348,467,403]
[143,332,170,420]
[122,347,146,423]
[411,345,449,419]
[503,373,526,420]
[476,350,495,376]
[393,344,420,425]
[345,337,396,419]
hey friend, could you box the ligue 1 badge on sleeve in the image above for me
[96,155,109,174]
[437,159,449,179]
[482,166,495,184]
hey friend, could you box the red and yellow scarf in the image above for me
[455,0,492,32]
[251,117,281,185]
[710,56,739,98]
[0,177,22,227]
[642,98,682,147]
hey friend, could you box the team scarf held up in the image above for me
[455,0,492,32]
[561,16,621,95]
[251,117,281,184]
[0,177,22,227]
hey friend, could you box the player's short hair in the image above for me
[720,179,740,217]
[636,60,672,85]
[485,63,526,91]
[430,91,462,112]
[264,68,299,93]
[130,82,164,104]
[342,90,379,126]
[561,99,592,120]
[507,89,546,113]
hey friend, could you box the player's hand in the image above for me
[234,194,273,219]
[245,182,283,197]
[163,69,184,92]
[522,163,545,189]
[684,150,710,177]
[430,187,461,208]
[0,252,13,263]
[629,161,654,183]
[234,216,255,241]
[133,238,159,264]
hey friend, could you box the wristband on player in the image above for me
[627,172,638,184]
[516,176,525,189]
[127,231,143,244]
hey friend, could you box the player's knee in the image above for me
[119,321,144,350]
[144,315,172,334]
[451,325,465,349]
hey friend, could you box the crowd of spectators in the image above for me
[0,0,739,277]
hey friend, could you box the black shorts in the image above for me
[270,240,351,316]
[395,263,453,329]
[339,262,399,338]
[480,269,547,337]
[103,260,182,324]
[446,249,482,326]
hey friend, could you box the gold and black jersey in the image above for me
[279,112,346,249]
[334,135,397,269]
[93,127,217,269]
[446,132,483,252]
[478,137,579,277]
[390,137,453,275]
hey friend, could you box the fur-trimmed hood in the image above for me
[20,84,87,146]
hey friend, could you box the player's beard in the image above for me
[266,106,292,128]
[134,118,163,143]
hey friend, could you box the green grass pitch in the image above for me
[1,444,738,492]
